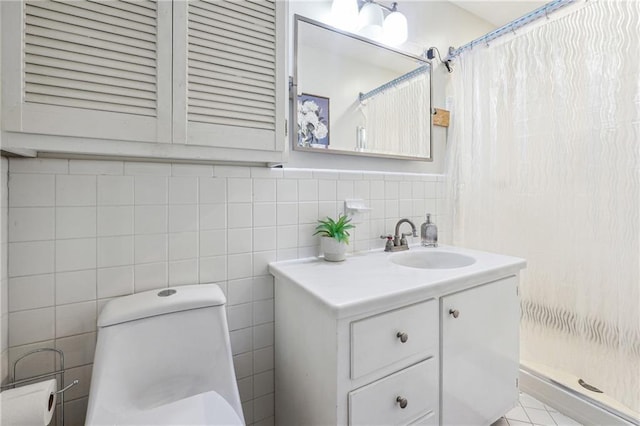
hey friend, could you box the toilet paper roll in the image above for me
[1,379,57,426]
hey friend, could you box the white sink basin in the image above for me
[390,250,476,269]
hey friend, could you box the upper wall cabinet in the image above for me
[2,0,173,143]
[1,0,286,164]
[173,1,282,152]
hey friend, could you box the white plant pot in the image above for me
[321,237,347,262]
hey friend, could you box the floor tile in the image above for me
[520,393,547,410]
[469,393,584,426]
[505,405,531,423]
[524,407,556,426]
[507,420,534,426]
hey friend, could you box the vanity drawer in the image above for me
[350,299,437,379]
[408,411,438,426]
[348,358,438,426]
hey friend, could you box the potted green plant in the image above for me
[314,214,355,262]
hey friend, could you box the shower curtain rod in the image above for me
[448,0,576,59]
[359,65,429,102]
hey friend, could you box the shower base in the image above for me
[519,361,639,426]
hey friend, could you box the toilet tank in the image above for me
[86,284,243,423]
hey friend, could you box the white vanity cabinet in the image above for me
[1,0,286,164]
[270,246,526,426]
[275,280,440,426]
[441,276,520,425]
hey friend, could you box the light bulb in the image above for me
[330,0,359,31]
[357,3,384,41]
[383,11,408,46]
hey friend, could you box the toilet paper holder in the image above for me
[1,348,79,426]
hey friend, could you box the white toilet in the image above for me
[86,284,245,425]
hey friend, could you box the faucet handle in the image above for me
[380,234,394,252]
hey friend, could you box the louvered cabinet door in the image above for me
[173,0,286,154]
[2,0,172,143]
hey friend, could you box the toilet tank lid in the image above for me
[98,284,226,327]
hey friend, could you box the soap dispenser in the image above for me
[421,213,438,247]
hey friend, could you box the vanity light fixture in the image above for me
[357,1,385,40]
[330,0,359,32]
[382,6,408,46]
[331,0,408,46]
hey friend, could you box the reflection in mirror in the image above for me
[293,15,432,161]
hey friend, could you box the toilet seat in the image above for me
[92,390,244,425]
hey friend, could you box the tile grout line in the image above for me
[94,170,99,335]
[541,402,560,426]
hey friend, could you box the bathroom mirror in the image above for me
[293,15,432,161]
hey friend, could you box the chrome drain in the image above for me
[578,378,603,393]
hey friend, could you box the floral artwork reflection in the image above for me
[297,94,329,148]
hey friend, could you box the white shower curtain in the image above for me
[363,72,430,157]
[445,0,639,413]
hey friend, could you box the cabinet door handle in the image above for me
[396,331,409,343]
[449,309,460,318]
[396,396,408,409]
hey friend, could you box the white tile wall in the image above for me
[9,207,55,241]
[1,158,9,384]
[9,274,54,311]
[10,174,55,207]
[4,158,448,425]
[56,207,96,239]
[8,241,55,277]
[56,270,96,305]
[56,175,96,206]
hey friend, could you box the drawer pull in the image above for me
[396,331,409,343]
[396,396,408,409]
[449,309,460,318]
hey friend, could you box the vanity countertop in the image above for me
[269,245,526,319]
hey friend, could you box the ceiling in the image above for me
[447,1,548,27]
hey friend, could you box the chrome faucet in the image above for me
[380,218,418,252]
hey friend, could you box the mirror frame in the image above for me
[292,14,433,162]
